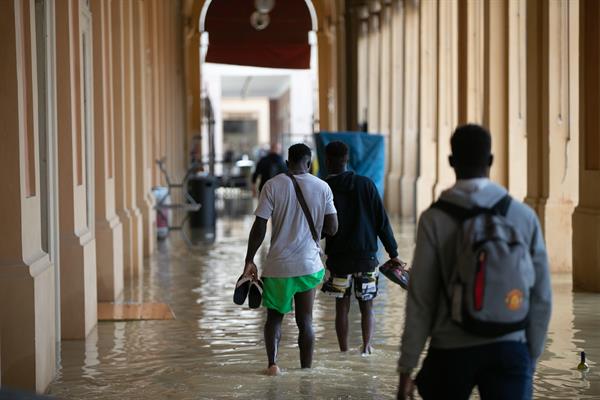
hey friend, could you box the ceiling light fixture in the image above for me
[251,0,274,31]
[250,11,270,31]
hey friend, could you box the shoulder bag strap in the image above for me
[288,173,319,243]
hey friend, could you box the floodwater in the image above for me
[48,196,600,399]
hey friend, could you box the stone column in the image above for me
[367,1,381,133]
[172,1,187,181]
[415,0,438,217]
[317,1,336,131]
[335,0,347,130]
[184,22,202,166]
[344,2,360,130]
[507,0,528,200]
[483,0,509,187]
[149,0,162,185]
[124,0,144,277]
[400,0,420,219]
[458,0,484,124]
[573,0,600,292]
[91,0,124,302]
[386,0,404,216]
[150,0,162,186]
[357,6,369,128]
[112,1,135,284]
[55,0,97,339]
[380,0,393,209]
[434,0,459,198]
[0,0,55,390]
[525,0,579,273]
[133,0,155,257]
[379,1,392,138]
[164,0,173,179]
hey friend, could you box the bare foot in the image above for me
[266,364,281,376]
[361,345,373,356]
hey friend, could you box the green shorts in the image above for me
[262,269,325,314]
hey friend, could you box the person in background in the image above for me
[321,141,405,355]
[252,143,287,195]
[243,143,338,375]
[397,124,552,400]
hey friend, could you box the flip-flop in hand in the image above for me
[379,258,410,289]
[243,261,258,280]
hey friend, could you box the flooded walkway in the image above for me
[48,198,600,399]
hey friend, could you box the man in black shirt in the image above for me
[252,143,287,193]
[322,141,404,355]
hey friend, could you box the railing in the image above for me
[153,158,201,244]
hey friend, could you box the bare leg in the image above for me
[335,296,351,352]
[294,288,316,368]
[358,299,374,354]
[265,308,284,373]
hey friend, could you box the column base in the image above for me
[0,257,56,392]
[573,206,600,292]
[400,175,417,220]
[385,172,403,216]
[130,207,144,279]
[141,192,156,257]
[416,175,436,219]
[118,208,135,281]
[60,231,97,339]
[95,214,124,302]
[538,198,575,273]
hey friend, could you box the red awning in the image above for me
[205,0,312,69]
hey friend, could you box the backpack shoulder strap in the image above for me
[432,194,512,221]
[287,173,319,243]
[431,200,474,221]
[492,194,512,217]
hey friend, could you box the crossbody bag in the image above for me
[287,173,320,249]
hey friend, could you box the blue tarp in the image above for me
[314,132,385,197]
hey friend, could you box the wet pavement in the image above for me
[48,197,600,399]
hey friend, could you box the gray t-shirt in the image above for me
[255,173,337,278]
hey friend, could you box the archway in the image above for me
[195,0,321,176]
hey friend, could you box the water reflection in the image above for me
[47,198,600,399]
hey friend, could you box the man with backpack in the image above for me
[321,141,405,355]
[397,124,552,400]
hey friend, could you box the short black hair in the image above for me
[450,124,492,167]
[325,141,349,161]
[288,143,312,164]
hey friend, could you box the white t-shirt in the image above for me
[255,173,337,278]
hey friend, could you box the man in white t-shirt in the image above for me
[243,143,338,376]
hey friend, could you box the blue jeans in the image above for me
[416,341,533,400]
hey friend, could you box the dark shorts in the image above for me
[416,341,533,400]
